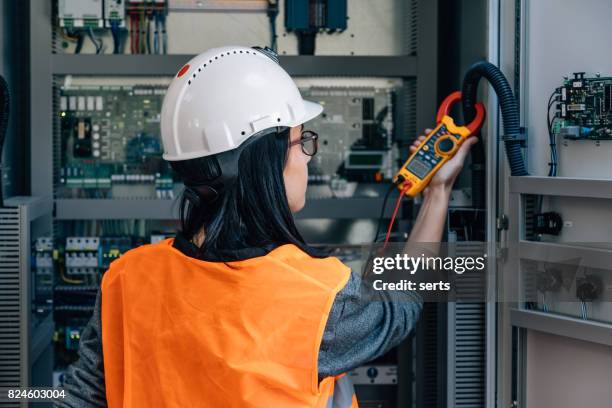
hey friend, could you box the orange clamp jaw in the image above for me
[393,91,486,197]
[436,91,486,134]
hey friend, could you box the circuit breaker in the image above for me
[104,0,126,27]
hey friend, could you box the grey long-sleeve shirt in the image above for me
[55,257,422,407]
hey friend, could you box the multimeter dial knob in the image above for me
[436,137,456,154]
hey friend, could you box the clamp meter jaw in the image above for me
[393,91,486,197]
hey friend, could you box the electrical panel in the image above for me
[54,0,410,57]
[58,0,104,28]
[51,223,176,385]
[554,72,612,140]
[57,82,398,200]
[285,0,348,31]
[58,84,176,199]
[301,86,398,198]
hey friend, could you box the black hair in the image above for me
[170,128,319,259]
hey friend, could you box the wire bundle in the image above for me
[62,29,85,54]
[129,3,167,55]
[153,10,167,54]
[86,27,104,54]
[547,88,561,177]
[580,301,588,320]
[110,20,122,54]
[267,0,279,52]
[462,61,529,177]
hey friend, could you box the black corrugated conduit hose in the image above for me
[461,61,529,178]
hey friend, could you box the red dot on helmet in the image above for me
[177,64,190,78]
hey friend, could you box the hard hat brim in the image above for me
[300,100,324,125]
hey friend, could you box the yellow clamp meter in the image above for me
[393,91,486,197]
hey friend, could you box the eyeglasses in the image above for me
[289,130,319,156]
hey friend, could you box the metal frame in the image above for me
[54,197,401,220]
[167,0,270,12]
[517,240,612,269]
[505,180,612,407]
[51,54,418,77]
[509,176,612,199]
[3,196,53,400]
[29,1,440,407]
[29,0,54,198]
[496,0,521,406]
[511,309,612,348]
[485,1,501,408]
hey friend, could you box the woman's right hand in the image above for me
[408,129,478,197]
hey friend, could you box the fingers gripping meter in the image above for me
[393,91,486,197]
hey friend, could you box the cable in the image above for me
[462,61,528,176]
[129,16,134,53]
[74,30,85,54]
[61,29,80,42]
[161,13,167,54]
[60,267,84,285]
[146,14,152,54]
[110,20,120,54]
[133,15,138,54]
[547,89,560,177]
[153,11,160,54]
[87,27,104,54]
[534,89,562,216]
[373,183,397,243]
[581,301,587,320]
[140,9,146,54]
[133,15,139,54]
[0,75,9,207]
[134,14,139,54]
[383,182,412,248]
[267,0,279,52]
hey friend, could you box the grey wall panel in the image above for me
[507,3,612,407]
[524,0,612,178]
[526,330,612,408]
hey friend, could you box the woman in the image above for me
[56,46,476,408]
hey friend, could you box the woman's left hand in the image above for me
[408,129,479,197]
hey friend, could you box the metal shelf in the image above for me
[518,240,612,270]
[511,309,612,348]
[55,199,179,220]
[51,54,417,78]
[51,54,418,77]
[5,196,53,222]
[54,197,395,220]
[509,176,612,199]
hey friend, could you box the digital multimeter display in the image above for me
[406,156,432,179]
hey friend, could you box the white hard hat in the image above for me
[161,46,323,161]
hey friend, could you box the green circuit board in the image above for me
[58,85,176,199]
[557,73,612,140]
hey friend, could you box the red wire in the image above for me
[383,182,412,248]
[130,17,134,54]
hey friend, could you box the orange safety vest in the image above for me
[101,238,359,408]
